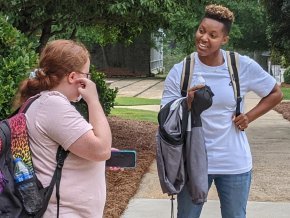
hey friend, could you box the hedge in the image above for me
[0,15,38,119]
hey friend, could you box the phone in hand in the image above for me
[106,150,136,168]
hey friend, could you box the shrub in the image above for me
[71,66,118,118]
[0,15,117,119]
[0,15,38,119]
[284,67,290,84]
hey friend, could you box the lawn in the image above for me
[281,87,290,100]
[110,97,160,123]
[115,97,160,106]
[110,108,158,123]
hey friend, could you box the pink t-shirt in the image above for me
[26,91,106,218]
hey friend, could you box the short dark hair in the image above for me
[204,4,235,35]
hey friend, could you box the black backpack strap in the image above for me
[35,146,69,218]
[226,51,241,116]
[180,53,195,97]
[0,121,11,155]
[55,146,69,218]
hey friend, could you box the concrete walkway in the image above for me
[107,78,290,218]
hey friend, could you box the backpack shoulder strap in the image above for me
[7,94,41,118]
[19,94,41,113]
[35,146,69,218]
[226,51,241,116]
[181,52,195,97]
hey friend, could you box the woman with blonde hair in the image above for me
[15,39,112,217]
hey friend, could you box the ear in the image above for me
[67,72,77,84]
[221,35,229,45]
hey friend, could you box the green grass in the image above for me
[154,73,168,79]
[115,97,160,106]
[110,108,158,123]
[282,87,290,100]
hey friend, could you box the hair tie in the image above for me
[29,69,37,79]
[29,68,46,79]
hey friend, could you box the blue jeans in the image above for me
[177,171,252,218]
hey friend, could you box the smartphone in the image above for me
[106,150,136,168]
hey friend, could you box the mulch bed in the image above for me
[274,82,290,121]
[274,102,290,122]
[104,116,158,218]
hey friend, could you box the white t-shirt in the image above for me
[26,91,106,218]
[161,49,276,174]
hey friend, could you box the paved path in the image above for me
[108,78,164,99]
[107,78,290,218]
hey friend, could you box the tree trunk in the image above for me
[70,27,77,40]
[37,20,52,54]
[101,46,109,68]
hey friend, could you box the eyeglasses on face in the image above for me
[76,71,91,79]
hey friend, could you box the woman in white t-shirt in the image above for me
[14,39,112,217]
[161,4,283,218]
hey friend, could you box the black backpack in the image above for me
[181,51,241,116]
[0,95,69,218]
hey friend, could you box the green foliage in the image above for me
[164,3,200,54]
[269,50,289,69]
[281,56,288,68]
[284,67,290,84]
[92,68,118,115]
[227,0,268,51]
[72,66,118,117]
[1,0,181,50]
[76,25,120,48]
[164,0,268,57]
[163,33,187,73]
[270,50,283,65]
[263,0,290,62]
[0,15,37,120]
[2,0,269,55]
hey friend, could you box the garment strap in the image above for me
[55,146,69,217]
[7,94,40,118]
[181,53,195,97]
[181,51,241,116]
[170,194,175,218]
[19,95,41,113]
[226,51,241,116]
[35,146,69,218]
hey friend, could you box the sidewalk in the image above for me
[122,199,290,218]
[108,78,290,218]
